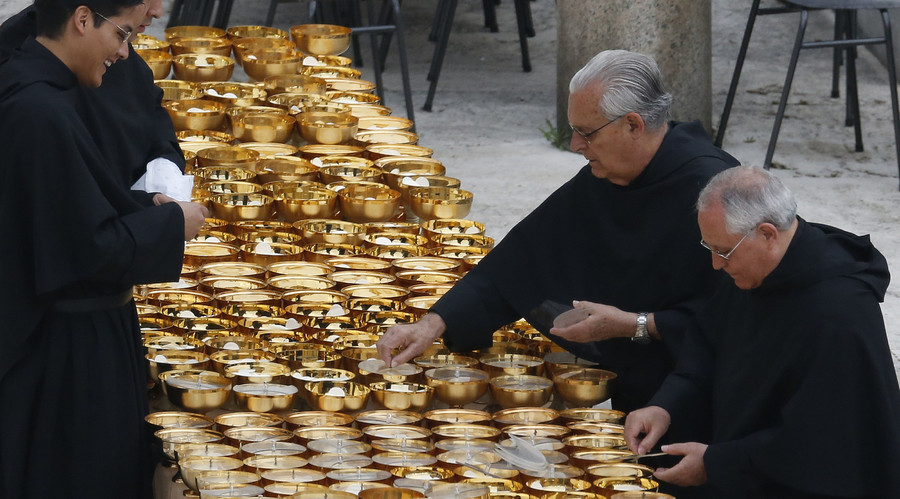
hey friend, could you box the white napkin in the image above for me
[131,157,194,201]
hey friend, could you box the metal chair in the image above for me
[715,0,900,187]
[424,0,535,111]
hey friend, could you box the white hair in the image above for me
[697,166,797,234]
[569,50,672,130]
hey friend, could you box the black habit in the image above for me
[651,219,900,498]
[0,38,186,498]
[0,5,185,196]
[430,121,739,412]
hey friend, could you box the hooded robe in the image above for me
[0,38,186,498]
[430,120,740,412]
[651,219,900,498]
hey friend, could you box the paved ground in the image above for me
[2,0,898,381]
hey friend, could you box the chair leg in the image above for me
[424,0,458,111]
[765,9,809,169]
[715,0,762,147]
[266,0,279,26]
[844,11,863,151]
[831,9,844,99]
[429,0,445,42]
[391,0,416,124]
[482,0,499,32]
[880,9,900,188]
[513,0,531,72]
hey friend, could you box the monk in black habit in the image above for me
[377,50,740,413]
[0,0,184,197]
[0,0,208,496]
[625,166,900,498]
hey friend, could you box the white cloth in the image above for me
[131,157,194,201]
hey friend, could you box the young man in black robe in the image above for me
[625,166,900,497]
[0,0,185,197]
[0,0,208,496]
[377,50,740,413]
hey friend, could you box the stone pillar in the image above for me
[556,0,712,134]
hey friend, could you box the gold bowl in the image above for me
[147,349,210,382]
[290,24,353,55]
[298,111,359,145]
[194,167,256,185]
[366,144,433,161]
[231,111,296,143]
[165,25,227,42]
[408,187,474,220]
[233,382,299,412]
[163,99,227,132]
[302,65,362,79]
[227,25,289,40]
[172,53,235,82]
[348,103,393,118]
[274,185,338,222]
[425,367,490,407]
[296,219,366,246]
[208,193,275,222]
[177,455,244,492]
[135,49,171,79]
[354,130,418,146]
[370,382,434,411]
[553,368,617,408]
[377,157,445,190]
[306,54,353,67]
[161,369,232,413]
[242,49,304,81]
[488,375,553,409]
[337,184,401,223]
[327,90,381,104]
[198,81,267,107]
[306,380,372,412]
[239,241,303,266]
[299,143,365,159]
[319,163,382,185]
[256,156,319,184]
[177,129,235,145]
[325,77,377,93]
[133,33,169,51]
[479,354,545,378]
[422,219,485,237]
[264,74,328,96]
[201,181,263,197]
[197,145,260,169]
[357,116,415,132]
[156,79,202,101]
[232,36,295,64]
[267,92,329,113]
[171,37,233,56]
[224,360,292,385]
[593,477,660,495]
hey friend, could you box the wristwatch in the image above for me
[633,312,651,344]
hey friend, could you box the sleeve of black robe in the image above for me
[653,278,900,497]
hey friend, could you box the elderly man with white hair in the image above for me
[377,49,739,414]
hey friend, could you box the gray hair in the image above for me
[568,50,673,130]
[697,166,797,234]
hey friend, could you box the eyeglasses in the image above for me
[94,12,133,45]
[569,115,622,143]
[700,229,754,261]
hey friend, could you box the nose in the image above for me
[116,41,130,59]
[570,132,585,153]
[148,0,163,19]
[711,254,726,271]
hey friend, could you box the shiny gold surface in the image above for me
[337,184,401,223]
[479,354,545,378]
[492,407,558,427]
[208,193,274,222]
[290,24,353,55]
[172,53,235,82]
[178,455,244,492]
[327,90,381,104]
[325,77,377,93]
[165,25,226,41]
[552,368,617,408]
[197,145,260,169]
[177,129,235,144]
[147,349,210,382]
[408,187,474,220]
[302,65,362,79]
[488,375,553,408]
[198,81,267,107]
[162,369,231,412]
[425,367,490,407]
[299,143,365,159]
[242,49,304,81]
[593,477,659,494]
[133,33,169,51]
[306,380,371,412]
[298,111,359,145]
[227,25,290,40]
[171,37,233,56]
[232,37,295,64]
[232,111,296,143]
[164,98,227,131]
[378,157,446,190]
[135,49,171,79]
[370,382,434,411]
[214,411,284,430]
[233,382,298,412]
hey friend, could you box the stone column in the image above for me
[557,0,712,134]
